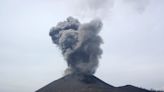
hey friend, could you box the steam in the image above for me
[72,0,150,19]
[49,17,103,75]
[74,0,114,19]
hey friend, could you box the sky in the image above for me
[0,0,164,92]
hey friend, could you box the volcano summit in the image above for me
[36,73,158,92]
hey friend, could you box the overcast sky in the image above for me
[0,0,164,92]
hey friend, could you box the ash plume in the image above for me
[49,17,103,75]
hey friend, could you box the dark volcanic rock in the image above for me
[36,73,161,92]
[113,85,150,92]
[36,73,114,92]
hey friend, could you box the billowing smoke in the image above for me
[49,17,103,75]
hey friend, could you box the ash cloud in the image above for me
[49,17,103,75]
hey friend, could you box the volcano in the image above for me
[36,73,159,92]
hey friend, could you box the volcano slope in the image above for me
[36,73,162,92]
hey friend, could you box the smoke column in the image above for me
[49,17,103,75]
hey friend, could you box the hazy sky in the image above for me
[0,0,164,92]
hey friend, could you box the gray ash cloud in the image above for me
[49,17,103,75]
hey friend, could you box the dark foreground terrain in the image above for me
[36,73,163,92]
